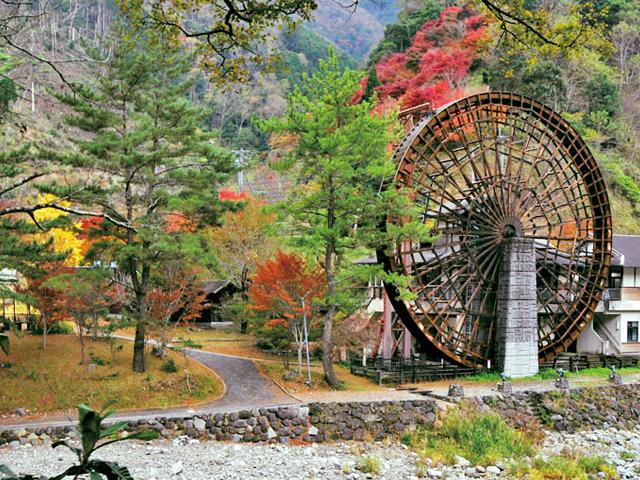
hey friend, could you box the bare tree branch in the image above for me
[0,202,136,231]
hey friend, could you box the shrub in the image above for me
[311,344,323,359]
[356,456,381,475]
[508,454,618,480]
[176,337,203,349]
[32,321,74,335]
[407,408,535,466]
[88,352,106,366]
[255,320,291,351]
[577,455,618,478]
[161,358,178,373]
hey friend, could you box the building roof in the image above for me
[0,268,17,282]
[202,280,235,295]
[613,234,640,267]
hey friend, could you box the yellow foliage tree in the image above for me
[30,194,85,266]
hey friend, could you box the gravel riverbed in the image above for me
[2,427,640,479]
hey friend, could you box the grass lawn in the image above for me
[463,366,640,383]
[116,325,248,342]
[119,325,382,392]
[256,360,382,394]
[0,333,223,416]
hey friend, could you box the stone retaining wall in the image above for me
[5,384,640,448]
[480,383,640,433]
[0,400,439,447]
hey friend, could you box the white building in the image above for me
[578,234,640,356]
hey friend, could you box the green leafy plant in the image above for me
[356,456,381,475]
[161,358,178,373]
[0,402,158,479]
[89,352,106,366]
[408,408,535,466]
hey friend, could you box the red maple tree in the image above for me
[374,6,486,110]
[219,189,249,202]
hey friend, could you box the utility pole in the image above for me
[232,148,251,193]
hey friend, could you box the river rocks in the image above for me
[6,426,640,480]
[454,455,471,467]
[170,461,183,475]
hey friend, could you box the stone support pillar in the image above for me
[402,326,412,359]
[495,237,539,377]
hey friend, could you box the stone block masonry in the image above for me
[495,237,539,378]
[6,385,640,447]
[0,400,439,447]
[480,383,640,433]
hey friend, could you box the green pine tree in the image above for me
[59,28,232,372]
[265,50,430,387]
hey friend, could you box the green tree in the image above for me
[482,56,568,111]
[474,0,610,57]
[265,50,427,387]
[583,71,620,118]
[59,30,231,373]
[0,52,17,126]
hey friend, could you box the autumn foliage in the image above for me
[249,251,325,372]
[373,6,486,110]
[218,189,249,202]
[249,251,324,322]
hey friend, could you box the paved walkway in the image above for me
[182,348,294,409]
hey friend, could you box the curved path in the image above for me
[0,343,297,431]
[183,348,295,409]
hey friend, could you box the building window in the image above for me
[627,322,639,342]
[609,270,622,288]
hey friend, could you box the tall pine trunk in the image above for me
[132,319,146,372]
[132,292,146,373]
[322,243,339,388]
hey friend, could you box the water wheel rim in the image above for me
[379,92,612,368]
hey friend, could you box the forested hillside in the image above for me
[0,0,361,154]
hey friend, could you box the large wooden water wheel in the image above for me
[379,92,612,368]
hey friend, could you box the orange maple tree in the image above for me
[208,197,276,333]
[16,261,67,350]
[248,251,325,375]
